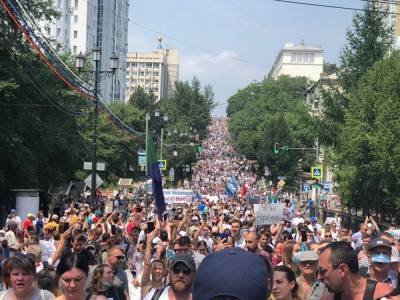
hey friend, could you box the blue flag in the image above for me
[146,128,165,219]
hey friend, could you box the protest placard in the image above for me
[254,203,284,225]
[163,189,193,204]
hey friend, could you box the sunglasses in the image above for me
[301,260,317,266]
[115,255,125,260]
[172,264,191,275]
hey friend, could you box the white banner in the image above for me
[254,203,284,225]
[163,189,193,204]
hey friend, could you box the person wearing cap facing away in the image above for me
[295,250,325,300]
[143,254,196,300]
[319,241,393,300]
[193,247,269,300]
[23,213,35,238]
[367,238,397,288]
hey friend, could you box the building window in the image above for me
[74,30,78,38]
[139,71,144,76]
[313,101,319,110]
[138,63,145,68]
[132,63,137,67]
[146,63,152,67]
[154,71,159,76]
[75,0,78,9]
[45,27,51,35]
[145,70,151,75]
[153,63,159,68]
[154,79,159,84]
[57,28,61,36]
[73,46,77,54]
[74,15,78,23]
[146,79,151,83]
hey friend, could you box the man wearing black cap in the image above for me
[193,247,269,300]
[144,254,196,300]
[367,238,394,285]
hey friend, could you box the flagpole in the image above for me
[145,112,149,223]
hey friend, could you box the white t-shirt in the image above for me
[143,286,171,300]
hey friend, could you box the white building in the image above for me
[382,2,400,48]
[268,42,324,82]
[125,40,179,102]
[41,0,129,102]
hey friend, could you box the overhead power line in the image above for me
[273,0,400,15]
[132,21,267,68]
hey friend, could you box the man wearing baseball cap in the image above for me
[143,254,196,300]
[296,250,325,300]
[368,238,394,286]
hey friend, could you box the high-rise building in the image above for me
[381,2,400,48]
[268,42,324,81]
[41,0,129,102]
[125,38,179,102]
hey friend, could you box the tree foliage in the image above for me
[227,76,315,185]
[336,51,400,219]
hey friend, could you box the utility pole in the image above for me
[91,50,100,207]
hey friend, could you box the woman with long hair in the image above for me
[272,265,301,300]
[56,252,89,300]
[282,240,300,275]
[88,264,126,300]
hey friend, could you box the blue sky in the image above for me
[128,0,364,116]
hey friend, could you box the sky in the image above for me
[128,0,365,116]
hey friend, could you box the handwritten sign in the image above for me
[254,203,284,225]
[163,189,193,204]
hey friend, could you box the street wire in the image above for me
[131,21,267,68]
[273,0,400,15]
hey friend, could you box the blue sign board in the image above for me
[324,181,331,192]
[277,176,286,180]
[303,183,310,192]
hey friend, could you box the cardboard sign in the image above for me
[163,189,193,204]
[254,203,284,225]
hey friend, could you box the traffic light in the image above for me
[283,146,289,153]
[274,143,280,155]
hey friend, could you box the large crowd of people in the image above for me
[1,117,400,300]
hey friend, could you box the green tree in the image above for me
[228,76,314,185]
[317,1,393,149]
[339,1,393,93]
[337,51,400,219]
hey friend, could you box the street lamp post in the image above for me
[76,48,119,206]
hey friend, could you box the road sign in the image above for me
[158,160,167,171]
[169,167,175,182]
[278,179,286,188]
[311,166,323,179]
[84,173,104,189]
[324,181,331,192]
[83,162,105,171]
[303,183,310,192]
[138,151,146,167]
[277,176,286,180]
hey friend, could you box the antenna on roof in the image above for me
[157,36,163,49]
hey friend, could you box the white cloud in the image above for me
[180,50,266,116]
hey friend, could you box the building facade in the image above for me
[383,2,400,48]
[125,44,179,102]
[41,0,129,102]
[268,42,324,82]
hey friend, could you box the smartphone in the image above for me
[300,230,307,242]
[147,222,155,233]
[219,233,229,241]
[59,222,69,234]
[111,224,116,235]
